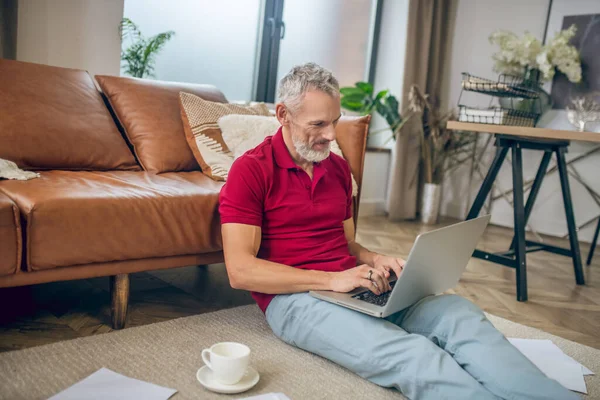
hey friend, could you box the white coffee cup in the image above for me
[201,342,250,385]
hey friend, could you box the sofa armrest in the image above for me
[0,190,21,276]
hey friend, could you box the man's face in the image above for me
[286,90,341,163]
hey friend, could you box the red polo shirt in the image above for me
[219,127,357,313]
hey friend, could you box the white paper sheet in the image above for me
[509,338,591,394]
[238,394,291,400]
[48,368,177,400]
[509,339,593,375]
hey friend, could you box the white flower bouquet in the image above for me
[489,25,582,84]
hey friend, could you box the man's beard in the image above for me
[291,133,330,163]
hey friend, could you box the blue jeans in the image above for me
[265,293,578,400]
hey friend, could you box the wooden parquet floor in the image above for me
[357,216,600,349]
[0,216,598,353]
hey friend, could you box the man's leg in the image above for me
[265,293,499,400]
[388,294,578,400]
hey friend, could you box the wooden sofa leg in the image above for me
[110,274,130,330]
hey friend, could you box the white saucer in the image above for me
[197,366,260,394]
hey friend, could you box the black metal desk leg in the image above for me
[588,219,600,266]
[509,151,553,251]
[556,148,585,284]
[466,146,510,220]
[512,143,528,301]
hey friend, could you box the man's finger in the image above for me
[387,260,402,279]
[372,269,390,292]
[361,279,381,295]
[375,265,391,279]
[381,269,392,292]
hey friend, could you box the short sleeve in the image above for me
[219,156,264,227]
[343,160,353,221]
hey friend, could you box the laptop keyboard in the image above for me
[353,280,397,307]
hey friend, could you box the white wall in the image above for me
[123,0,261,101]
[17,0,123,76]
[359,0,409,216]
[369,0,409,149]
[443,1,550,114]
[440,0,549,219]
[359,151,390,217]
[441,0,600,244]
[357,0,408,217]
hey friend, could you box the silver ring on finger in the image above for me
[368,269,373,281]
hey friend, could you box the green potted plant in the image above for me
[339,82,408,143]
[120,18,175,78]
[340,83,476,224]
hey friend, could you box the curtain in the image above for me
[386,0,457,220]
[0,0,18,60]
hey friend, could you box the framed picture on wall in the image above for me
[549,13,600,109]
[539,0,600,132]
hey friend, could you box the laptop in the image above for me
[309,215,491,318]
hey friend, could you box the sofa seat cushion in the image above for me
[0,59,139,171]
[0,171,224,271]
[0,192,21,276]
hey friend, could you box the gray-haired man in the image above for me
[219,62,577,400]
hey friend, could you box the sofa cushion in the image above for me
[95,75,228,173]
[179,92,271,180]
[0,59,139,171]
[217,114,358,196]
[0,171,224,271]
[0,192,21,276]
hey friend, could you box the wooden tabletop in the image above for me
[447,121,600,143]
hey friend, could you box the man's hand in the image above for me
[329,264,391,295]
[372,254,405,281]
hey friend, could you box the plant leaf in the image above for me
[364,100,377,114]
[356,82,373,96]
[341,99,366,112]
[340,87,365,96]
[120,18,174,79]
[341,93,368,103]
[120,17,143,41]
[385,95,400,118]
[375,94,401,131]
[383,95,401,130]
[374,90,389,101]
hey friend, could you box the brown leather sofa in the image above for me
[0,59,369,329]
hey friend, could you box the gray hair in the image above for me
[277,62,340,112]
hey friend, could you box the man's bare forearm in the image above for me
[348,240,380,266]
[226,254,334,294]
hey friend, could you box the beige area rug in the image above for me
[0,305,597,400]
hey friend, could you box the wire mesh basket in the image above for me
[458,105,538,127]
[461,73,540,99]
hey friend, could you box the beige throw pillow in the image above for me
[217,114,358,196]
[179,92,271,180]
[0,158,40,181]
